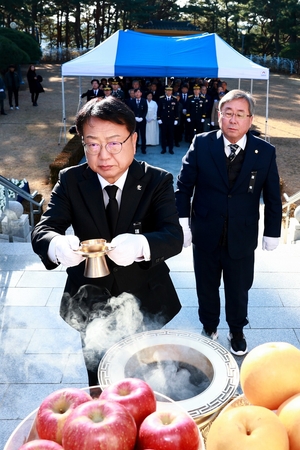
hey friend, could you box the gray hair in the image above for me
[218,89,255,116]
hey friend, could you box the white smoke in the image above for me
[83,292,145,372]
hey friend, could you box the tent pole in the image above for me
[265,78,269,141]
[59,75,67,145]
[77,76,82,114]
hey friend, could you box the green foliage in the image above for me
[0,28,42,62]
[0,36,31,72]
[280,42,300,60]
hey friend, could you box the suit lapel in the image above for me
[78,166,111,238]
[210,131,229,188]
[115,160,145,235]
[232,133,260,192]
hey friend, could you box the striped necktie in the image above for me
[228,144,240,162]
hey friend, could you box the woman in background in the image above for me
[145,91,159,145]
[27,65,44,106]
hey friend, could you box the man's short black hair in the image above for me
[75,97,136,137]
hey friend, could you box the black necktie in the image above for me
[228,144,240,162]
[105,185,118,236]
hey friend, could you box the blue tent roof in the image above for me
[61,30,269,80]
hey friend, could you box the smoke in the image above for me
[83,292,145,372]
[61,284,166,374]
[133,359,211,401]
[62,285,211,402]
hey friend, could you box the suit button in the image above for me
[113,267,118,272]
[228,195,232,198]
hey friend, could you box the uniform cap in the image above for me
[165,86,173,90]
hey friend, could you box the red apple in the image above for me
[137,409,201,450]
[36,387,92,444]
[62,399,137,450]
[100,377,156,428]
[19,440,64,449]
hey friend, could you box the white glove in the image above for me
[262,236,280,251]
[108,233,150,266]
[48,235,85,267]
[174,120,178,126]
[211,121,214,126]
[135,117,143,122]
[201,118,205,123]
[158,120,162,125]
[182,109,187,114]
[187,118,191,122]
[179,218,192,248]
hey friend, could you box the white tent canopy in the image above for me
[60,31,269,140]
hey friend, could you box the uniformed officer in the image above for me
[186,84,205,141]
[157,86,179,154]
[103,85,112,98]
[111,78,125,102]
[199,84,213,132]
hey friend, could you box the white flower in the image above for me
[0,178,27,212]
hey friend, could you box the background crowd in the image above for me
[78,76,230,154]
[0,64,44,114]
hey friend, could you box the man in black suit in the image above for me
[175,89,282,356]
[179,83,190,142]
[32,97,182,386]
[129,88,148,154]
[81,79,104,102]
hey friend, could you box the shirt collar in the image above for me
[223,135,247,151]
[97,169,128,191]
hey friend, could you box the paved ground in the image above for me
[1,68,300,446]
[1,141,300,447]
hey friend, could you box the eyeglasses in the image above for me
[83,132,132,155]
[219,111,252,120]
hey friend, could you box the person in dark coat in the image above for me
[31,96,183,387]
[0,75,7,115]
[128,88,148,154]
[175,89,282,357]
[4,64,20,109]
[81,79,104,103]
[157,86,179,154]
[26,65,44,106]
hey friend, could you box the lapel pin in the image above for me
[255,150,258,154]
[137,185,142,190]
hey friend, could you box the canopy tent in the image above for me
[60,30,269,140]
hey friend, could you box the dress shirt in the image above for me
[223,135,247,157]
[98,170,128,207]
[98,170,150,261]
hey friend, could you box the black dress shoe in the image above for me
[1,112,7,115]
[161,150,166,154]
[169,149,174,154]
[175,143,180,147]
[141,149,146,154]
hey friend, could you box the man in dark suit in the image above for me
[175,89,282,356]
[81,79,104,102]
[129,88,148,154]
[32,97,182,387]
[179,83,190,142]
